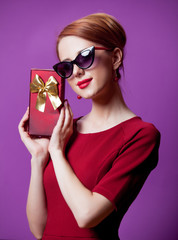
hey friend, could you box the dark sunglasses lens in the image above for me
[55,62,72,78]
[76,48,94,69]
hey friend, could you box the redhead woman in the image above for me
[18,13,160,240]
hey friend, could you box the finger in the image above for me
[67,102,74,129]
[53,107,65,132]
[63,101,73,130]
[18,107,29,134]
[66,100,73,118]
[18,107,29,126]
[68,103,73,119]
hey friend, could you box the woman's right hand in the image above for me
[18,107,50,169]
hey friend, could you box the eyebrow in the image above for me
[62,57,72,62]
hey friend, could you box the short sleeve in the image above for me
[92,124,160,210]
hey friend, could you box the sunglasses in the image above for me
[53,46,111,79]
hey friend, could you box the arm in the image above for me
[49,102,114,228]
[18,108,49,238]
[26,159,47,239]
[51,150,114,228]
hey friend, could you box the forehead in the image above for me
[58,36,95,61]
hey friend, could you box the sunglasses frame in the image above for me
[53,46,111,79]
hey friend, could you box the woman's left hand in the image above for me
[48,101,73,155]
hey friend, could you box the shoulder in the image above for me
[117,117,161,171]
[121,117,161,147]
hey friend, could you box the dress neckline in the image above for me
[74,116,141,136]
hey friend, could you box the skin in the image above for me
[18,36,136,239]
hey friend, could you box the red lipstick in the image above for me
[77,78,92,89]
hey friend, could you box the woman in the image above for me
[18,13,160,240]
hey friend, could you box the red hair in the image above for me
[57,13,127,80]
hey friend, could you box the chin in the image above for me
[79,85,107,100]
[80,90,96,99]
[90,86,109,100]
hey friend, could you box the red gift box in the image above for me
[28,69,65,137]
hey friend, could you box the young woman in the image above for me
[18,13,160,240]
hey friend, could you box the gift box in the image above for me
[28,69,65,137]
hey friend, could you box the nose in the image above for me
[73,64,85,78]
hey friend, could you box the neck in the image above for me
[89,83,130,123]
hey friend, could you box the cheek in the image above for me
[90,56,100,69]
[90,55,110,70]
[93,57,113,81]
[90,68,113,89]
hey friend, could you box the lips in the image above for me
[77,78,92,89]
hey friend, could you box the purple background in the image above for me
[0,0,177,239]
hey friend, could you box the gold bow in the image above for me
[30,74,62,112]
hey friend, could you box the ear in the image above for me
[112,48,122,70]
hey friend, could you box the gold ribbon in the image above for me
[30,74,62,112]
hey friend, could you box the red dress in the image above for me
[42,116,160,240]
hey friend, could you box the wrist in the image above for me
[31,156,48,171]
[50,149,65,162]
